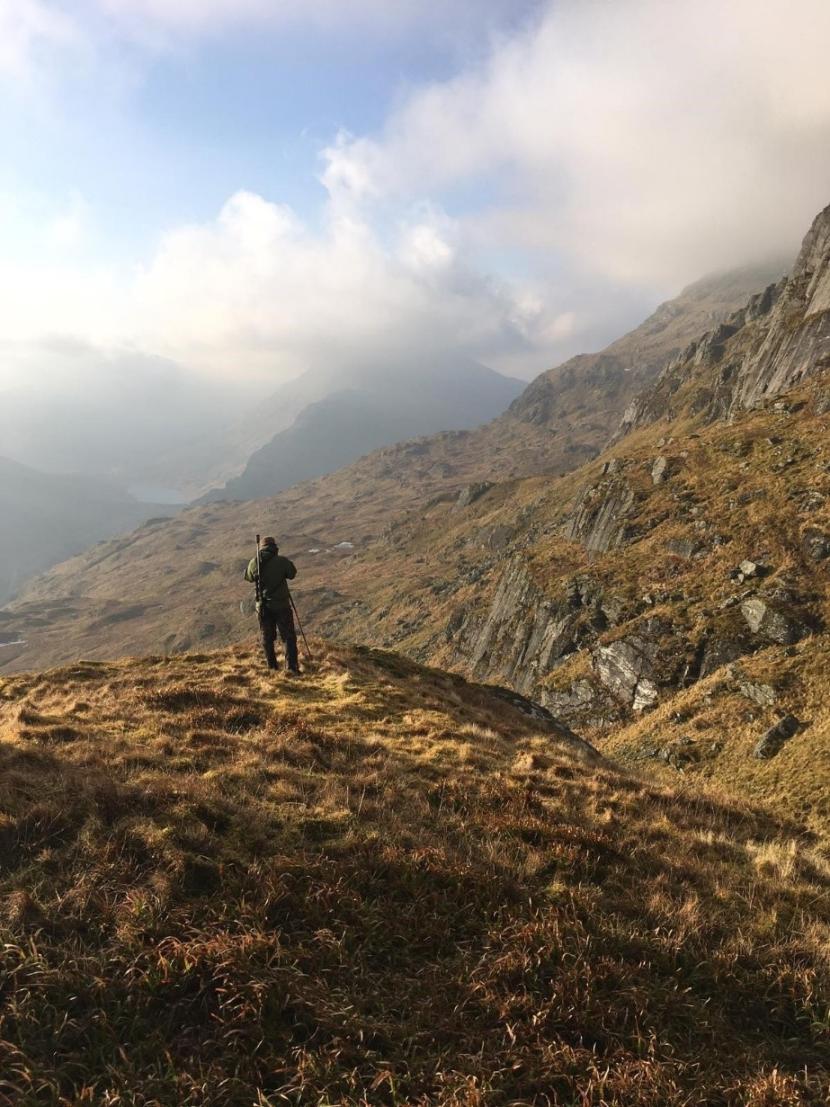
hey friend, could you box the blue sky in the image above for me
[1,1,539,255]
[2,0,829,392]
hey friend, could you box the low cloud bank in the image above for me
[326,0,830,290]
[2,0,828,411]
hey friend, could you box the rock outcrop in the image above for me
[464,558,582,696]
[456,481,494,509]
[754,714,802,760]
[619,204,830,435]
[741,597,807,645]
[561,476,637,555]
[594,636,660,711]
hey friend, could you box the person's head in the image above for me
[262,536,278,551]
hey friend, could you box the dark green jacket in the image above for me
[244,546,297,612]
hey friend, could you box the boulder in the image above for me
[730,559,769,582]
[594,636,659,711]
[801,527,830,561]
[456,481,494,509]
[740,598,806,645]
[753,714,801,759]
[651,456,672,485]
[739,559,765,578]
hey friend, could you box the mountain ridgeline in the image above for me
[0,256,784,672]
[200,358,525,503]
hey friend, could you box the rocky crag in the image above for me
[456,206,830,736]
[619,202,830,432]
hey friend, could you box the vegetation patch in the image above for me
[0,643,827,1105]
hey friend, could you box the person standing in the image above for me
[244,537,300,674]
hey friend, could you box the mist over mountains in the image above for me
[0,455,174,606]
[0,249,788,669]
[202,357,524,503]
[0,344,244,493]
[0,342,522,600]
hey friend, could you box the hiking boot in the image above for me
[284,668,302,678]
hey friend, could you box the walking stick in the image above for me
[288,589,314,662]
[254,534,263,624]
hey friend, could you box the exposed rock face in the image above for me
[594,637,660,711]
[754,714,801,759]
[511,261,789,431]
[733,208,830,409]
[651,456,674,485]
[619,205,830,434]
[457,550,705,726]
[456,481,493,509]
[545,679,598,718]
[465,558,580,696]
[562,477,636,555]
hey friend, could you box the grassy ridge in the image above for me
[0,642,828,1104]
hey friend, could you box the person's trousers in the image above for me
[259,605,299,671]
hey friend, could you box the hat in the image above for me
[262,536,278,547]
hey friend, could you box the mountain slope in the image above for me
[508,262,789,430]
[0,261,780,673]
[1,640,827,1104]
[281,206,830,834]
[0,456,171,606]
[324,373,830,833]
[203,358,525,502]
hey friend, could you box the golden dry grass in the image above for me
[605,634,830,838]
[0,640,828,1105]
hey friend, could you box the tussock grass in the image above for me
[0,641,828,1104]
[606,635,830,838]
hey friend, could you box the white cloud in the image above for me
[324,0,830,289]
[46,191,89,249]
[0,0,78,79]
[125,189,562,381]
[4,0,829,401]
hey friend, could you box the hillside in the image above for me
[202,358,525,502]
[0,261,780,673]
[0,456,172,606]
[507,262,789,429]
[1,640,828,1104]
[279,206,828,835]
[619,202,830,433]
[319,374,828,832]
